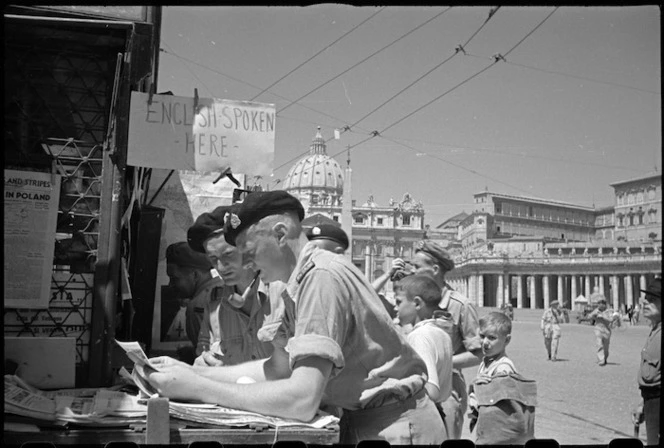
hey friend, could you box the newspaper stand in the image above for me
[3,6,338,444]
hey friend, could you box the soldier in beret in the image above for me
[165,242,222,362]
[305,224,349,254]
[186,205,286,367]
[632,277,661,446]
[407,239,483,439]
[146,190,447,445]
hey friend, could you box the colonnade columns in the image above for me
[516,275,524,309]
[599,275,605,296]
[496,275,504,307]
[529,276,537,309]
[543,275,550,309]
[504,274,511,306]
[364,245,371,280]
[640,275,647,304]
[611,275,620,310]
[585,275,591,299]
[625,275,633,309]
[571,275,577,305]
[477,274,484,307]
[557,276,564,303]
[469,274,477,306]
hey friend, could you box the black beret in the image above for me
[187,206,233,253]
[306,224,349,250]
[224,190,305,246]
[166,242,212,270]
[415,240,455,272]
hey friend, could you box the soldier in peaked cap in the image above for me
[407,239,482,439]
[165,242,222,361]
[184,205,286,367]
[632,277,661,446]
[305,224,349,254]
[146,190,447,445]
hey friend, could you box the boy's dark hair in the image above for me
[480,311,512,336]
[394,274,441,308]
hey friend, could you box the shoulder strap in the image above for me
[440,287,453,311]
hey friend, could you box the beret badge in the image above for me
[225,212,242,229]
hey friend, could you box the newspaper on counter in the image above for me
[4,374,147,426]
[115,339,340,430]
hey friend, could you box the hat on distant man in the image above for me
[415,240,455,272]
[306,224,349,251]
[640,277,661,300]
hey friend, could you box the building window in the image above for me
[629,214,634,226]
[333,215,339,222]
[495,203,502,214]
[377,217,383,225]
[528,206,533,217]
[402,215,411,225]
[354,216,364,224]
[648,188,656,200]
[638,213,643,225]
[628,193,635,205]
[637,192,644,203]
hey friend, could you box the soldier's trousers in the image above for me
[594,328,611,363]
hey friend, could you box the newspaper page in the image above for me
[4,169,61,309]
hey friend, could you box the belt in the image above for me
[641,387,661,400]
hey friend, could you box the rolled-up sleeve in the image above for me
[286,268,347,377]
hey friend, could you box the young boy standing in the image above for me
[468,312,517,431]
[394,274,454,435]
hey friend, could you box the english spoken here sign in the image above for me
[128,92,275,175]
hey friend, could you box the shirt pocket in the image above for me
[220,334,245,364]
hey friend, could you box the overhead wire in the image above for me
[347,6,501,131]
[463,53,661,95]
[249,7,386,101]
[271,6,498,173]
[385,134,647,173]
[272,7,561,193]
[276,7,453,115]
[378,7,558,136]
[160,43,370,134]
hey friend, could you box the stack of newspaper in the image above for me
[115,339,339,430]
[4,374,147,426]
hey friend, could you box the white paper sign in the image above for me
[4,170,61,309]
[128,92,275,176]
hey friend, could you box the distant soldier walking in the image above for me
[540,300,562,361]
[588,298,618,366]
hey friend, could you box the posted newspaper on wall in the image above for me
[4,169,61,309]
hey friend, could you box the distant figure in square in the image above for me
[588,298,619,366]
[540,300,562,361]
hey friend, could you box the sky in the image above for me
[157,5,661,226]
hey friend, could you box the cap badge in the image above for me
[230,213,241,229]
[224,212,242,229]
[312,226,321,235]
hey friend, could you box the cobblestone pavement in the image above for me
[459,309,653,445]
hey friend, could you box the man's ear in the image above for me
[505,334,512,345]
[272,221,289,245]
[413,296,424,309]
[431,263,441,277]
